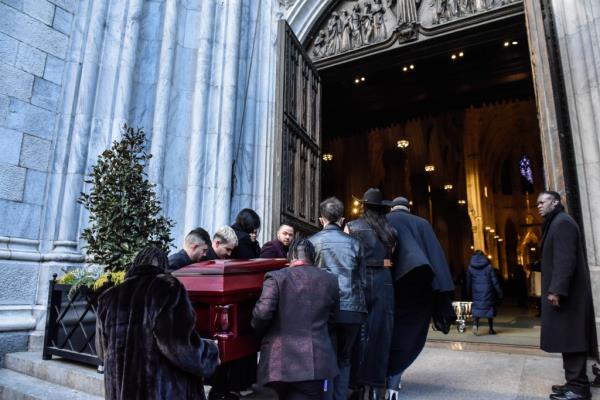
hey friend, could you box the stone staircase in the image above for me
[0,352,103,399]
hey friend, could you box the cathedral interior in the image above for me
[319,13,544,343]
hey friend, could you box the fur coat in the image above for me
[96,263,219,399]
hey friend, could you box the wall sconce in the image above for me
[424,164,435,172]
[458,199,467,205]
[397,139,409,149]
[322,153,333,161]
[494,235,499,239]
[490,229,495,233]
[488,255,493,259]
[498,238,503,242]
[444,184,453,191]
[485,226,491,231]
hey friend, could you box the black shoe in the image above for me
[549,390,591,400]
[488,329,497,335]
[552,384,568,394]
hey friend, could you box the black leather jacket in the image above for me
[309,224,367,314]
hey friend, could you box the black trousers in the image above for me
[270,380,325,400]
[562,352,590,395]
[331,323,361,367]
[208,354,257,392]
[387,266,433,376]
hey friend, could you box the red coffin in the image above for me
[173,258,288,363]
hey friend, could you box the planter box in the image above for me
[42,276,102,366]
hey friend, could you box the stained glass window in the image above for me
[519,155,533,184]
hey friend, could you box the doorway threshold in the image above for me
[426,339,555,357]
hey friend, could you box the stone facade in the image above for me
[0,0,77,359]
[0,0,599,360]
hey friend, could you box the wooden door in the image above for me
[273,21,321,237]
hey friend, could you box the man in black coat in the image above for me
[201,226,239,261]
[260,224,295,258]
[96,246,220,400]
[252,238,339,400]
[537,190,597,400]
[385,197,455,398]
[168,227,211,270]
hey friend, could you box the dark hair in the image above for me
[363,205,396,249]
[185,227,211,247]
[234,208,261,234]
[539,190,561,203]
[132,246,168,270]
[287,238,316,264]
[473,249,485,256]
[320,197,344,222]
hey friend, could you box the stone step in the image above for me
[3,352,103,397]
[26,333,43,352]
[0,368,102,400]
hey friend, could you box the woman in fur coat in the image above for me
[96,246,220,400]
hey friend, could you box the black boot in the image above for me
[488,318,496,335]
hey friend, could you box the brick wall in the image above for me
[0,0,75,239]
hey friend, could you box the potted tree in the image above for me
[43,125,174,366]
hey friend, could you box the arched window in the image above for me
[519,155,534,193]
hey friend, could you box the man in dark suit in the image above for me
[168,227,211,270]
[252,238,339,400]
[260,224,295,258]
[385,197,454,398]
[537,190,597,400]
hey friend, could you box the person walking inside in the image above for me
[384,196,455,398]
[345,188,397,400]
[96,246,220,400]
[537,190,597,400]
[467,250,503,336]
[252,238,339,400]
[310,196,367,400]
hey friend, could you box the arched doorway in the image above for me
[275,0,570,347]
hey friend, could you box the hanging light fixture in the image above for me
[397,139,409,149]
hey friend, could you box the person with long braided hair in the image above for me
[344,188,397,400]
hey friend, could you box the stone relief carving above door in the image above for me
[307,0,521,61]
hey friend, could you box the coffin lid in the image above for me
[172,258,288,276]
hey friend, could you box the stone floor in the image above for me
[242,342,600,400]
[2,344,599,400]
[428,305,541,347]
